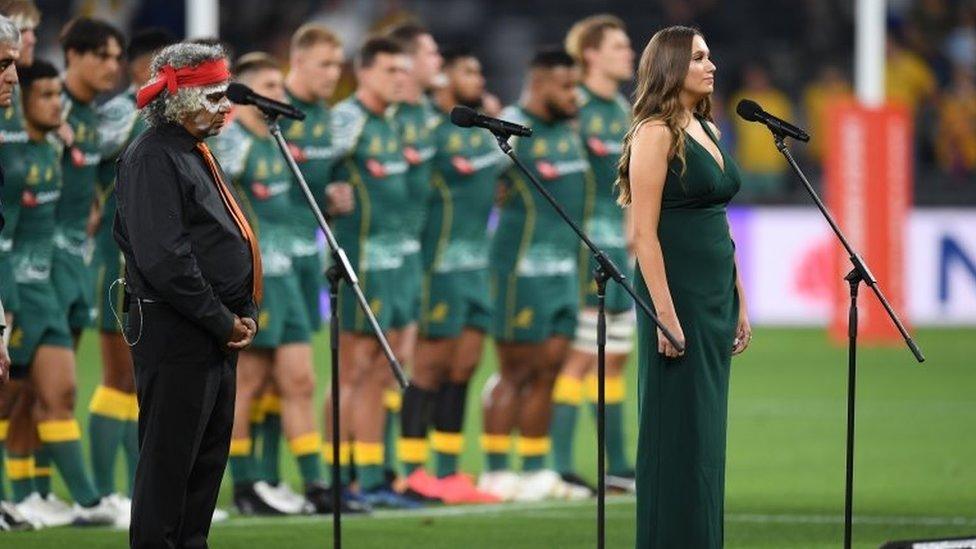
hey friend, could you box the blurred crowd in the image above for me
[23,1,976,204]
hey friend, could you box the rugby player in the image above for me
[383,21,442,484]
[210,52,328,516]
[325,37,417,509]
[477,48,593,502]
[399,47,502,504]
[552,14,637,494]
[3,58,115,526]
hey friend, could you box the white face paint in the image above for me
[199,82,231,114]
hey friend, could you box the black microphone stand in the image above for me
[264,112,408,549]
[768,129,924,549]
[490,129,684,549]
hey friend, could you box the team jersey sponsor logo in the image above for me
[69,147,101,168]
[21,189,60,208]
[452,155,474,175]
[250,180,290,201]
[403,145,421,165]
[288,142,336,163]
[365,158,408,178]
[586,136,623,157]
[288,142,307,162]
[0,129,28,143]
[535,159,588,181]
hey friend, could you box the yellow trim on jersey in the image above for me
[0,420,8,440]
[37,419,82,443]
[345,159,371,331]
[430,171,454,271]
[504,173,536,339]
[33,466,52,477]
[249,400,266,423]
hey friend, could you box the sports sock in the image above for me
[518,436,550,472]
[38,419,99,506]
[587,375,630,475]
[550,375,583,474]
[322,441,351,487]
[481,434,511,472]
[432,381,468,478]
[33,447,52,497]
[259,394,282,485]
[383,389,401,475]
[5,453,33,502]
[353,441,384,491]
[398,384,435,474]
[88,385,129,497]
[288,432,324,484]
[228,437,255,487]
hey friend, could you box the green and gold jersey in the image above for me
[490,105,593,277]
[329,97,408,273]
[0,87,29,309]
[423,105,506,273]
[0,138,63,283]
[55,89,101,256]
[0,87,28,148]
[97,88,149,241]
[393,96,437,254]
[281,90,340,254]
[577,85,629,249]
[210,119,295,277]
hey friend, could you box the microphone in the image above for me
[227,82,306,121]
[450,106,532,137]
[736,99,809,142]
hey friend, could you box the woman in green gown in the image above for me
[617,27,753,548]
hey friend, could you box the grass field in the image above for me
[4,327,975,548]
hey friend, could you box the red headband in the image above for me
[136,58,231,109]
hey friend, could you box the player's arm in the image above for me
[325,102,366,217]
[629,121,685,358]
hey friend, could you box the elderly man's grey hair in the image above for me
[0,14,21,48]
[143,41,228,127]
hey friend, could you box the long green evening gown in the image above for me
[634,115,742,548]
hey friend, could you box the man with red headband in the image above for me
[114,42,258,547]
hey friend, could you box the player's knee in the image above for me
[281,370,315,400]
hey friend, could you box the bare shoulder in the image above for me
[632,118,672,151]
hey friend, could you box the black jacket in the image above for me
[114,122,257,342]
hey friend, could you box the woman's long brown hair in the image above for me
[616,26,712,205]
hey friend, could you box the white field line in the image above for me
[212,497,976,529]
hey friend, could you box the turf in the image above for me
[5,327,974,548]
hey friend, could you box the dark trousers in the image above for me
[128,303,236,549]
